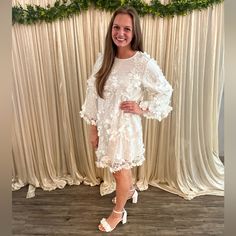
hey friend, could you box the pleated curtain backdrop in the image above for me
[12,0,224,199]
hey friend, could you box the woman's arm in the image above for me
[89,125,99,149]
[119,101,147,115]
[138,58,173,121]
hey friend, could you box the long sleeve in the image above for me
[139,58,173,121]
[80,53,103,125]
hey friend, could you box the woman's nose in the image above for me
[118,29,124,35]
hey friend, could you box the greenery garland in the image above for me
[12,0,224,25]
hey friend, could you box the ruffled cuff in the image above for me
[80,109,97,126]
[139,100,173,121]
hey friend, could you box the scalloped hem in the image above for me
[95,158,145,173]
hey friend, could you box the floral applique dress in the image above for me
[80,51,173,172]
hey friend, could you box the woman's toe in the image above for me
[98,224,105,231]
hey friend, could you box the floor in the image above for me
[12,183,224,236]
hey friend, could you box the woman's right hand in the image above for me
[89,126,99,149]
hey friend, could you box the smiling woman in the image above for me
[80,6,173,232]
[12,0,224,234]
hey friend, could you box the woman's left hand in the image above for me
[120,101,144,115]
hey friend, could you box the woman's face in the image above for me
[112,13,133,49]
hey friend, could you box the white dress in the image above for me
[80,51,173,172]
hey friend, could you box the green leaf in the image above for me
[12,0,224,25]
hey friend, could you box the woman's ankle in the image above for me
[129,185,136,192]
[113,208,124,213]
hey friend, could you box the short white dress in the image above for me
[80,51,173,172]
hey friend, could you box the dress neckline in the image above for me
[115,51,139,61]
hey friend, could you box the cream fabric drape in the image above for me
[12,0,224,199]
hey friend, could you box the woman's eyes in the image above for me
[124,28,131,31]
[113,26,131,32]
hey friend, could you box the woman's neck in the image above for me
[116,48,136,59]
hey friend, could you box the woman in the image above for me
[80,6,173,232]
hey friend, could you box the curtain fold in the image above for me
[12,0,224,199]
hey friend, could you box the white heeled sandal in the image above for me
[98,209,127,232]
[112,189,138,204]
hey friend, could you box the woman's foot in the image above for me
[98,209,127,232]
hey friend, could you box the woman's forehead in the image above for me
[113,14,133,27]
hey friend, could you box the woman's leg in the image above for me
[113,168,132,211]
[98,168,132,231]
[127,169,135,192]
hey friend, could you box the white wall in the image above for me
[219,91,224,157]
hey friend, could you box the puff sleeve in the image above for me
[139,59,173,121]
[80,53,103,125]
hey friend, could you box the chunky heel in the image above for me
[122,209,127,224]
[132,190,138,203]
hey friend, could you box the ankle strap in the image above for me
[113,209,124,214]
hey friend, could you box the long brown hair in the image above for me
[95,6,144,98]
